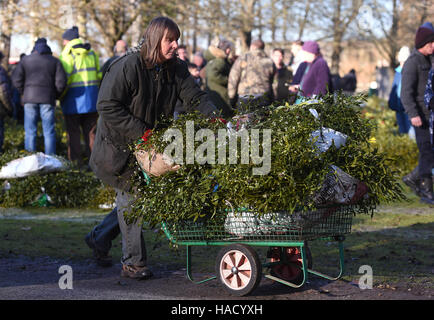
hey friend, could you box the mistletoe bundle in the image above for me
[127,93,405,227]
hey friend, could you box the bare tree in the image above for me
[330,0,364,74]
[0,0,20,69]
[358,0,434,71]
[311,0,363,74]
[295,0,312,41]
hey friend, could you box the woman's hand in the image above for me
[135,149,180,177]
[289,84,299,93]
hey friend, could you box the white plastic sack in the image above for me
[224,208,336,237]
[310,127,347,154]
[0,152,67,179]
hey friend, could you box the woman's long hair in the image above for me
[140,16,180,68]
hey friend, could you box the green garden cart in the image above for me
[161,203,362,296]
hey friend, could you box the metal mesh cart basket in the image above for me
[161,204,363,296]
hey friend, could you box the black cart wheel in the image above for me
[216,244,262,296]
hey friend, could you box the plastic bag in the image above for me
[0,153,68,179]
[224,208,337,236]
[32,187,54,207]
[313,165,369,206]
[310,128,348,154]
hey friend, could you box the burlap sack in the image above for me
[134,149,180,177]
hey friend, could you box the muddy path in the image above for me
[1,254,433,300]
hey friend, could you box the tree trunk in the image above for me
[388,0,399,70]
[77,0,89,40]
[330,0,343,75]
[240,30,252,52]
[298,0,311,40]
[331,37,343,75]
[0,0,16,70]
[192,10,198,53]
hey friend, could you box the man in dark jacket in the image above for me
[341,69,357,95]
[401,24,434,204]
[87,17,217,279]
[101,39,128,77]
[0,51,14,154]
[12,38,67,155]
[271,48,293,102]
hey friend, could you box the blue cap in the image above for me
[62,26,79,41]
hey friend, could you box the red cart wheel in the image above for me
[268,245,312,284]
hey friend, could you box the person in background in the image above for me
[293,41,332,103]
[12,38,67,155]
[388,46,412,134]
[101,39,128,77]
[228,39,274,110]
[376,59,392,100]
[177,44,189,62]
[289,60,308,103]
[174,62,204,119]
[10,53,25,123]
[289,40,304,75]
[193,51,207,88]
[271,48,293,102]
[188,62,202,86]
[341,69,357,95]
[205,38,234,117]
[0,51,14,154]
[59,26,102,168]
[401,23,434,204]
[424,66,434,148]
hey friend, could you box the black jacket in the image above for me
[401,50,432,120]
[89,52,217,191]
[12,50,67,106]
[0,66,14,118]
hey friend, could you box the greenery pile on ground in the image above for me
[0,113,115,208]
[0,149,115,208]
[361,96,418,175]
[128,93,406,228]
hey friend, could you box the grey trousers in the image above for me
[115,188,147,267]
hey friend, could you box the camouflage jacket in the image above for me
[228,49,274,99]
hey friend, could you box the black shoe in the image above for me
[85,234,113,267]
[419,178,434,205]
[402,169,421,196]
[121,264,153,280]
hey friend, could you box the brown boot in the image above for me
[121,264,153,280]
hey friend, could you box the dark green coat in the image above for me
[205,47,233,117]
[89,52,217,191]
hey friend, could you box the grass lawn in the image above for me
[1,184,433,289]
